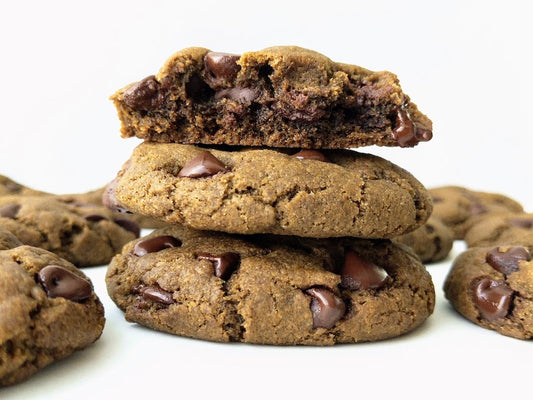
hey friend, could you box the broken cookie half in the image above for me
[111,46,432,149]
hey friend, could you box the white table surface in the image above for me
[1,1,532,399]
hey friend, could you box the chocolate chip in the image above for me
[122,75,164,110]
[469,201,487,216]
[0,203,21,219]
[507,217,533,229]
[214,87,259,104]
[486,246,531,275]
[137,284,174,305]
[185,73,214,102]
[305,287,346,329]
[102,178,133,214]
[431,196,443,203]
[132,235,182,257]
[177,151,228,178]
[392,107,432,147]
[292,150,330,163]
[204,52,241,83]
[84,214,108,222]
[37,265,92,302]
[197,252,240,280]
[340,251,391,291]
[472,278,514,321]
[114,217,141,238]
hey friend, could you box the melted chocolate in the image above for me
[305,287,346,329]
[177,151,228,178]
[38,265,92,302]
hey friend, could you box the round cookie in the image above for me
[394,215,454,263]
[106,143,433,239]
[443,245,533,339]
[0,195,140,267]
[0,245,105,387]
[464,213,533,248]
[106,225,435,345]
[429,186,524,239]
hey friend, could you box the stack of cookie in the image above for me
[103,46,436,345]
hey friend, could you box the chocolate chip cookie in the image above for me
[111,46,432,149]
[0,195,140,267]
[443,245,533,339]
[105,142,432,239]
[394,215,454,263]
[429,186,524,239]
[464,213,533,248]
[0,229,22,251]
[106,225,435,345]
[0,245,105,386]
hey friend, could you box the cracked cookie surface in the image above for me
[111,46,432,149]
[0,195,140,267]
[444,245,533,339]
[106,225,435,345]
[107,142,432,238]
[464,212,533,248]
[0,246,105,387]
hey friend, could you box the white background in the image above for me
[1,1,532,399]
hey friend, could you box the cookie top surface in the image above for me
[107,143,432,238]
[106,225,435,345]
[0,175,46,197]
[111,46,432,149]
[464,212,533,248]
[443,244,533,339]
[0,245,105,387]
[429,186,524,239]
[394,215,454,264]
[0,229,22,251]
[0,195,140,267]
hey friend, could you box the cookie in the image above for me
[0,245,105,386]
[464,213,533,248]
[105,143,432,239]
[443,245,533,339]
[0,229,22,251]
[394,216,454,263]
[0,175,46,197]
[111,46,432,149]
[106,225,435,345]
[0,195,140,267]
[429,186,524,239]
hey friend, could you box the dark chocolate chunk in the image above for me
[204,52,241,83]
[305,287,346,329]
[472,278,514,321]
[468,201,487,216]
[486,246,531,275]
[138,284,174,305]
[0,203,21,219]
[83,214,108,222]
[122,75,164,110]
[197,252,240,280]
[177,151,228,178]
[340,251,391,291]
[214,87,259,103]
[37,265,92,302]
[292,150,330,162]
[392,107,432,147]
[185,73,214,102]
[507,217,533,229]
[114,217,141,238]
[133,235,182,257]
[102,178,133,214]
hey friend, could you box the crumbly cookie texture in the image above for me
[394,215,454,263]
[464,213,533,248]
[0,246,105,387]
[443,245,533,340]
[111,46,432,149]
[0,195,140,267]
[105,143,432,238]
[429,186,524,239]
[106,225,435,345]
